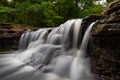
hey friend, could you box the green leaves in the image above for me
[107,0,114,3]
[0,0,106,27]
[0,6,14,13]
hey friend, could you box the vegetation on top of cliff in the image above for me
[0,0,113,27]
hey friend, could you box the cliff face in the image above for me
[102,0,120,23]
[90,0,120,79]
[0,23,34,51]
[91,24,120,80]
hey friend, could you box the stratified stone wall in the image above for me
[0,23,21,51]
[0,23,35,51]
[90,0,120,79]
[91,24,120,80]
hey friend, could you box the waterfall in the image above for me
[0,19,96,80]
[70,22,96,80]
[19,29,44,50]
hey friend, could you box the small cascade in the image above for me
[18,29,31,49]
[70,22,96,80]
[0,19,96,80]
[28,29,49,48]
[19,29,44,50]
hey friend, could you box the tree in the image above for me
[107,0,114,3]
[0,0,105,27]
[54,0,81,21]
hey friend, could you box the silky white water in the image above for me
[0,19,96,80]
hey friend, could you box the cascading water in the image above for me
[70,22,96,80]
[0,19,96,80]
[19,29,45,50]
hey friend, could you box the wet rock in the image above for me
[91,23,120,80]
[81,14,102,43]
[102,0,120,23]
[90,0,120,80]
[0,23,35,51]
[91,36,120,79]
[0,22,12,29]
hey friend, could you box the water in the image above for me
[19,29,44,50]
[70,22,96,80]
[0,19,96,80]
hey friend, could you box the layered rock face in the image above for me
[102,0,120,23]
[91,24,120,80]
[90,0,120,80]
[0,23,34,51]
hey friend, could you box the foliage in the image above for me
[0,0,107,27]
[79,4,103,18]
[0,6,15,22]
[107,0,114,3]
[13,2,55,27]
[54,0,81,21]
